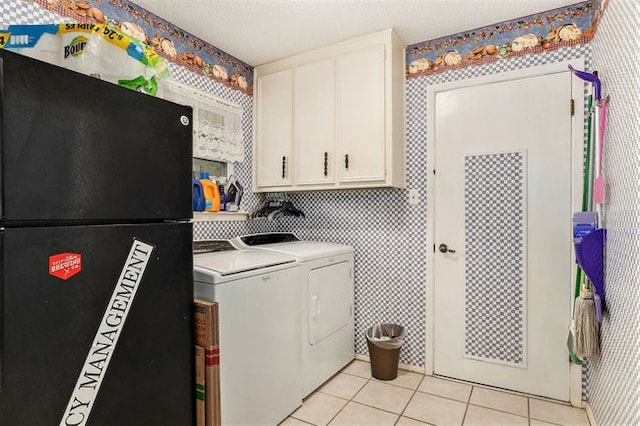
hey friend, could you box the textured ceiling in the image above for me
[131,0,582,66]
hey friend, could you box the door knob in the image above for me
[439,243,456,253]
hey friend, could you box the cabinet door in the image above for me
[336,45,386,183]
[295,58,336,185]
[256,70,293,188]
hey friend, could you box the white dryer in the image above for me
[193,240,302,425]
[232,233,355,397]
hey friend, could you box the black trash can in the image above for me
[365,323,405,380]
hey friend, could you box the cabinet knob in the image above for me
[345,154,349,170]
[324,152,328,177]
[282,156,286,179]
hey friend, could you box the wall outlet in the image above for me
[408,189,419,205]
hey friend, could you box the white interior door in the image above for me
[433,71,574,401]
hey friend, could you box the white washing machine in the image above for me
[193,240,302,426]
[232,233,355,398]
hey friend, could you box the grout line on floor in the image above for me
[342,379,410,418]
[321,360,588,426]
[393,375,421,425]
[466,401,530,421]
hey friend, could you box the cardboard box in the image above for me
[194,299,219,347]
[195,345,205,426]
[194,300,221,426]
[205,346,221,426]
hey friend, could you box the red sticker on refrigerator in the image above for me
[49,253,82,280]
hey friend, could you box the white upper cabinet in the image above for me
[253,30,405,192]
[255,70,293,188]
[295,58,336,185]
[336,44,386,184]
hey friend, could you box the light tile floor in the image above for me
[282,360,591,426]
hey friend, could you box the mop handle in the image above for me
[597,98,608,177]
[568,65,601,100]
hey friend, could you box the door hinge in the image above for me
[433,169,436,175]
[433,244,435,253]
[570,99,575,116]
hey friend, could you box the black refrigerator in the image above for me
[0,50,195,425]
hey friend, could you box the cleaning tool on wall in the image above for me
[593,96,609,205]
[574,228,607,302]
[568,65,609,225]
[573,281,600,359]
[582,95,594,214]
[567,65,609,304]
[569,65,601,100]
[573,212,597,241]
[567,65,606,363]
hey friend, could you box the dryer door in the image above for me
[308,261,352,344]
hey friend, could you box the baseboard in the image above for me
[569,360,584,408]
[585,402,597,426]
[354,354,426,374]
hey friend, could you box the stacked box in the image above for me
[195,345,206,426]
[194,299,220,426]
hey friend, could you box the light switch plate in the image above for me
[408,189,419,205]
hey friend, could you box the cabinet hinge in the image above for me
[570,99,575,116]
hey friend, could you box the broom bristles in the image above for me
[574,290,600,359]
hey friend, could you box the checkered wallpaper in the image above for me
[160,62,261,241]
[584,0,640,425]
[0,1,74,24]
[463,152,526,366]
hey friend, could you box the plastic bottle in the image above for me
[192,176,205,212]
[199,172,221,212]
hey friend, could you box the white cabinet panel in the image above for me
[337,45,386,183]
[256,70,293,187]
[295,58,336,185]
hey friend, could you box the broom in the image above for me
[574,280,600,359]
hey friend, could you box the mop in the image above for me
[567,65,604,360]
[574,281,600,359]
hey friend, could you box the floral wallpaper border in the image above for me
[31,0,254,95]
[406,1,608,78]
[27,0,612,92]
